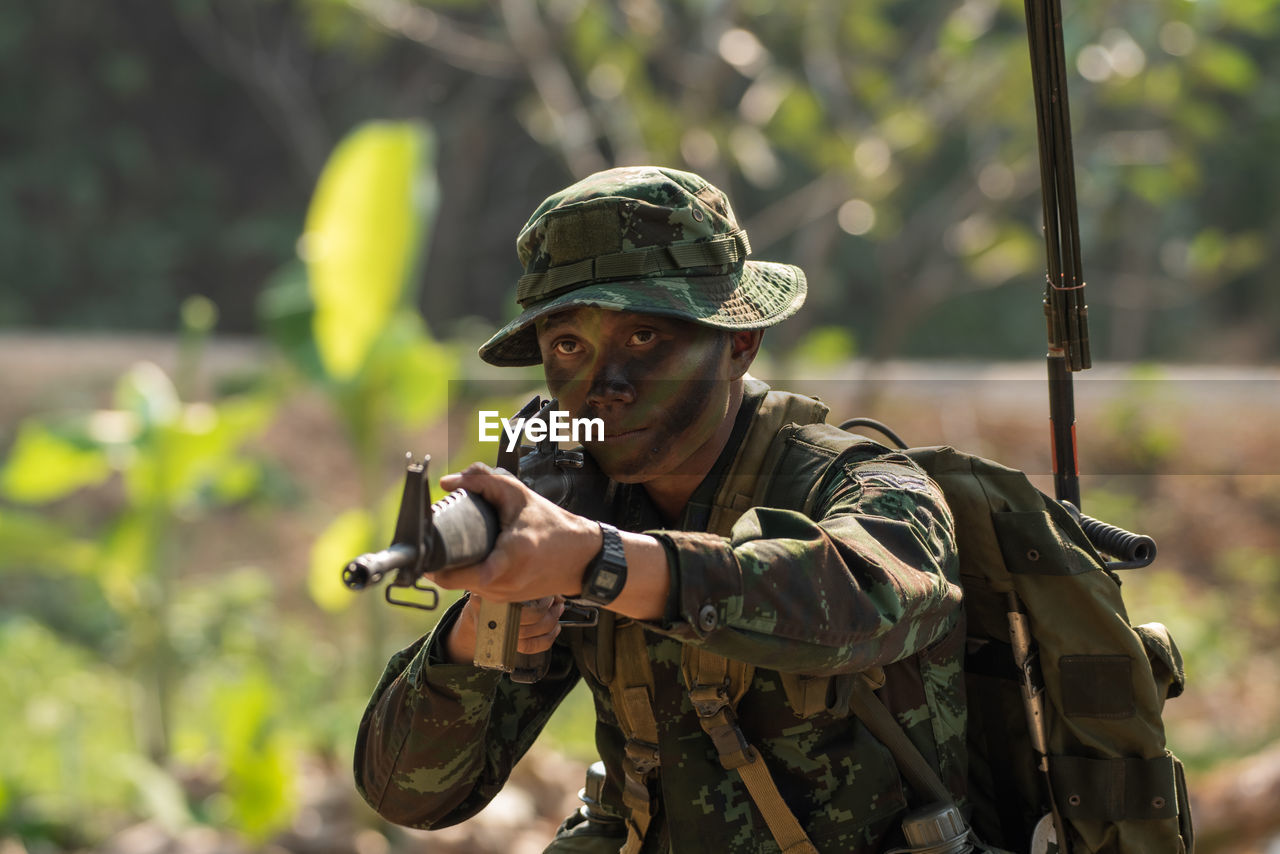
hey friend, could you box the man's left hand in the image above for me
[428,463,601,602]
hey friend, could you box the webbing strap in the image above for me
[848,674,955,806]
[608,622,661,854]
[682,649,817,854]
[678,386,830,853]
[706,380,830,535]
[603,386,831,850]
[515,230,749,306]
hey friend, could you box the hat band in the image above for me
[515,229,752,307]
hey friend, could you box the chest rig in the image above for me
[599,384,833,854]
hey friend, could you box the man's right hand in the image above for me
[443,594,567,666]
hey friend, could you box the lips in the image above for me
[601,426,647,440]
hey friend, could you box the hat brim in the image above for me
[478,260,806,367]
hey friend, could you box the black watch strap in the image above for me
[578,522,627,606]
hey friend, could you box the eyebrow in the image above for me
[538,313,577,334]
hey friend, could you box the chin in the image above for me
[587,444,667,483]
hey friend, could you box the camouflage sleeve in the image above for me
[645,453,961,674]
[353,596,580,828]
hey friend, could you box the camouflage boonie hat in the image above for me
[479,166,807,366]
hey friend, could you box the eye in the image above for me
[551,338,580,356]
[629,328,657,346]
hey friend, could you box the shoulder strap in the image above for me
[682,647,818,854]
[607,621,661,854]
[605,383,832,854]
[682,382,829,854]
[706,378,830,534]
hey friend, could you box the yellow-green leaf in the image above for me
[0,510,98,574]
[308,508,375,612]
[213,670,295,841]
[0,420,112,504]
[302,121,437,381]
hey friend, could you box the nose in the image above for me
[585,360,635,410]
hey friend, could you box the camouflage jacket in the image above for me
[354,383,965,853]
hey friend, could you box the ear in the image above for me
[727,329,763,380]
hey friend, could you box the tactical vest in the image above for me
[568,383,1193,854]
[591,383,963,854]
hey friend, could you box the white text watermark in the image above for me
[478,410,604,452]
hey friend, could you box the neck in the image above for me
[642,379,745,524]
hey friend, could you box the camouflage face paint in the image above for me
[537,308,732,483]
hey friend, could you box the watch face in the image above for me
[592,567,620,594]
[582,523,626,605]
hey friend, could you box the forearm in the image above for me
[601,531,670,621]
[354,603,579,828]
[641,465,962,674]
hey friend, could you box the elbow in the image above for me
[353,752,473,831]
[353,773,456,831]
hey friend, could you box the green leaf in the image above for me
[1187,228,1228,275]
[1192,41,1258,92]
[258,261,330,384]
[362,309,458,429]
[98,512,151,609]
[788,326,858,367]
[302,121,437,382]
[969,227,1040,285]
[0,509,98,575]
[308,508,374,613]
[0,419,112,504]
[213,670,295,841]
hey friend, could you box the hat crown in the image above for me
[516,167,740,278]
[478,165,806,367]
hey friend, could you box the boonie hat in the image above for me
[479,166,807,366]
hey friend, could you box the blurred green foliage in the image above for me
[4,0,1279,362]
[2,1,1279,849]
[0,118,447,847]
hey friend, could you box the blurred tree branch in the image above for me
[498,0,609,177]
[175,0,331,184]
[351,0,523,77]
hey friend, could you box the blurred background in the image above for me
[1,0,1277,852]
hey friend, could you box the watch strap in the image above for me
[579,521,627,606]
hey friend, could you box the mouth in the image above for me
[601,426,648,441]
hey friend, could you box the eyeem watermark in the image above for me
[478,410,604,452]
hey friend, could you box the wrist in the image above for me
[575,521,628,607]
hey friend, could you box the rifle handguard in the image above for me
[339,457,501,612]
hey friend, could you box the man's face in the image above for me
[536,307,735,483]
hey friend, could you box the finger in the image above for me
[439,466,528,524]
[440,462,514,493]
[425,551,504,594]
[519,598,566,636]
[519,596,562,625]
[516,621,562,654]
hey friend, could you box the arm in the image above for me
[644,452,961,674]
[428,463,672,620]
[427,455,958,674]
[353,596,580,828]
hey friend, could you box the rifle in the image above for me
[340,395,600,683]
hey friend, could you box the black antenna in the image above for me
[1025,0,1091,510]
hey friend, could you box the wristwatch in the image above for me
[578,522,627,606]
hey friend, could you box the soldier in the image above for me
[354,166,966,853]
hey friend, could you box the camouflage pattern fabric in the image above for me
[353,383,965,853]
[480,166,806,367]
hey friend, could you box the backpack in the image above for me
[554,388,1194,854]
[682,405,1194,853]
[900,443,1193,853]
